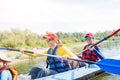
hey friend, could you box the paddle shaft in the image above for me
[79,28,120,54]
[32,52,95,64]
[29,51,95,64]
[0,47,95,64]
[6,48,34,53]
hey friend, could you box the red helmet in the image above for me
[85,33,94,38]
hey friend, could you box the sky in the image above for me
[0,0,120,34]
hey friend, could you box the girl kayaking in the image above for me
[21,33,78,79]
[82,33,104,62]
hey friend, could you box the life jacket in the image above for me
[0,66,18,80]
[46,45,71,73]
[82,44,99,62]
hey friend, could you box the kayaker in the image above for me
[21,33,78,79]
[82,33,104,62]
[0,54,18,80]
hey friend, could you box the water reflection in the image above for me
[102,74,120,80]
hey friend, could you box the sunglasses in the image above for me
[85,37,94,40]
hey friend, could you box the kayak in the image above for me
[35,64,104,80]
[18,64,103,80]
[18,56,120,80]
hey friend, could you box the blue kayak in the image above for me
[35,65,103,80]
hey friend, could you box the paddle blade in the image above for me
[0,47,8,50]
[96,59,120,75]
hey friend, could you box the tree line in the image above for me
[0,28,119,49]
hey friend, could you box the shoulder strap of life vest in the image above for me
[0,66,8,72]
[9,66,18,80]
[0,66,18,80]
[46,45,59,68]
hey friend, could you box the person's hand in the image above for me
[62,55,68,61]
[20,48,26,54]
[89,47,94,51]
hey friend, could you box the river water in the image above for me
[91,41,120,80]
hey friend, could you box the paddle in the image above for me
[0,47,34,53]
[1,47,120,75]
[0,47,120,74]
[22,52,120,75]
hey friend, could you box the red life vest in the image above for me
[0,66,18,80]
[82,45,99,62]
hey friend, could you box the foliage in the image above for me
[0,28,119,49]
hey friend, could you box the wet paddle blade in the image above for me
[96,59,120,75]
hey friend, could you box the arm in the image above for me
[57,46,78,59]
[93,46,105,59]
[20,49,48,57]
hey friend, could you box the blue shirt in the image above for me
[0,70,12,80]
